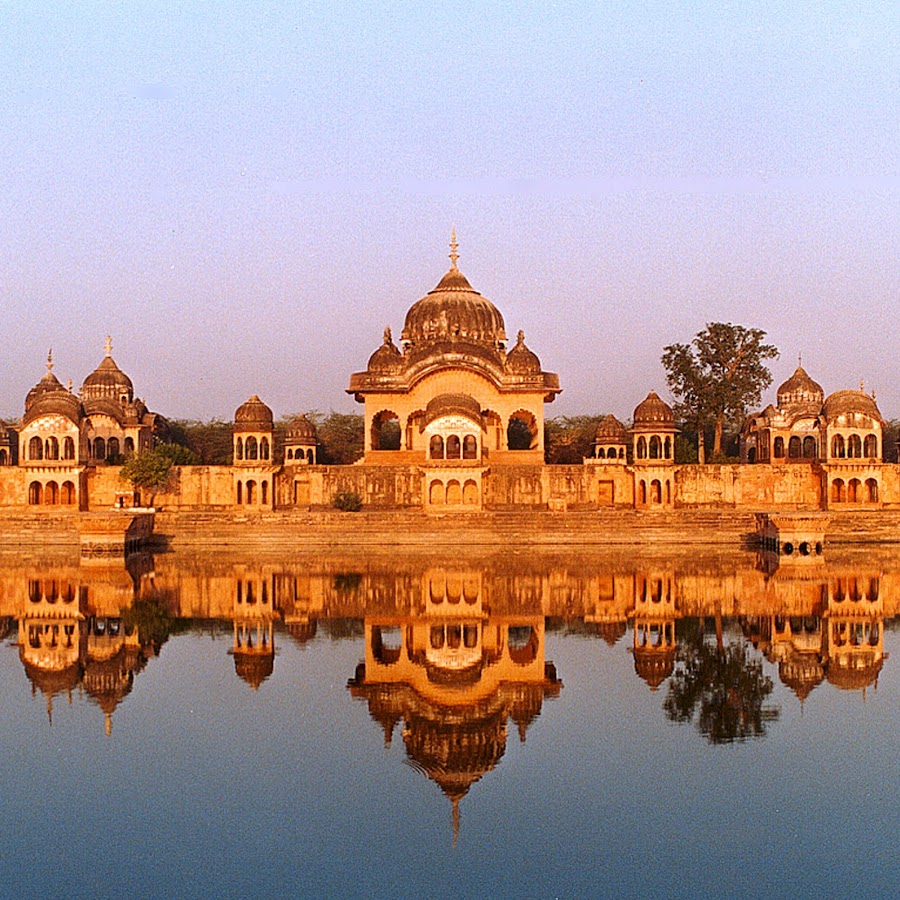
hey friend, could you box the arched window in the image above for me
[774,437,785,458]
[107,437,119,460]
[63,437,75,460]
[61,481,76,505]
[802,436,816,458]
[287,449,293,459]
[597,447,606,459]
[28,481,43,504]
[848,479,860,503]
[46,437,59,460]
[29,436,43,460]
[246,480,256,504]
[94,437,106,461]
[261,480,268,504]
[788,436,801,458]
[463,435,477,459]
[637,437,647,460]
[45,481,59,504]
[650,479,661,504]
[430,435,444,459]
[649,436,661,459]
[124,437,134,456]
[507,412,536,450]
[246,436,258,460]
[832,435,845,458]
[236,437,244,461]
[639,480,647,504]
[429,480,445,504]
[463,480,479,504]
[831,479,845,503]
[446,435,461,459]
[236,481,242,504]
[260,437,270,460]
[371,410,401,450]
[664,437,671,459]
[307,449,314,463]
[864,434,878,458]
[848,434,862,458]
[665,480,671,504]
[446,480,462,504]
[866,478,879,503]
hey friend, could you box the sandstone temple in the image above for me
[1,235,898,515]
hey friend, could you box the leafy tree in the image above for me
[883,419,899,463]
[662,323,778,460]
[119,448,174,506]
[168,419,234,464]
[308,411,364,465]
[544,415,604,464]
[156,442,201,466]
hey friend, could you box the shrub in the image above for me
[332,489,363,512]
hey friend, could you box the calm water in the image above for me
[1,547,898,899]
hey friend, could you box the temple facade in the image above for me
[0,237,898,515]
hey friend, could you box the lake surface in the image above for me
[1,546,898,898]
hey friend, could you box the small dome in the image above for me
[823,390,882,422]
[24,354,83,425]
[233,650,274,690]
[505,330,542,375]
[234,395,273,430]
[81,353,134,403]
[424,393,483,425]
[777,366,824,408]
[633,392,675,428]
[633,647,676,690]
[595,414,628,444]
[286,414,317,442]
[367,327,404,373]
[401,234,507,351]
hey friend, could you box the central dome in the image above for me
[400,233,507,350]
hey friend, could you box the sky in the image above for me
[1,2,897,422]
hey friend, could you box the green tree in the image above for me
[119,448,174,506]
[309,411,364,465]
[662,323,778,460]
[544,415,604,463]
[883,419,899,463]
[169,419,234,464]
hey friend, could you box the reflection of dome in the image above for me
[83,650,138,715]
[595,414,628,445]
[22,658,82,697]
[633,647,676,690]
[505,331,541,375]
[401,236,507,351]
[590,621,627,646]
[285,620,318,644]
[826,658,882,691]
[424,393,483,425]
[234,395,273,430]
[233,650,274,689]
[823,390,882,422]
[777,366,824,408]
[633,392,674,429]
[778,653,825,701]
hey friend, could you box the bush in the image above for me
[332,490,363,512]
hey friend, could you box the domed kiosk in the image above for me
[348,233,560,510]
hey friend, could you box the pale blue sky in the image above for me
[1,2,897,421]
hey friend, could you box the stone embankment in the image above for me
[0,508,898,552]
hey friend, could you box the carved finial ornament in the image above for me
[46,349,53,373]
[383,325,393,345]
[105,335,113,357]
[449,227,459,270]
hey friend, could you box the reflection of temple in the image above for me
[230,569,276,689]
[15,569,155,733]
[347,568,562,843]
[630,573,677,690]
[743,571,886,701]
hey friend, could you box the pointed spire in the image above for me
[452,796,460,848]
[798,352,802,368]
[449,227,459,270]
[46,348,54,374]
[105,335,113,357]
[105,713,112,737]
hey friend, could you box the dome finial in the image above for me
[46,348,53,373]
[798,353,802,368]
[105,335,113,358]
[449,227,459,270]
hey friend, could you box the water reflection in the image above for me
[0,549,895,742]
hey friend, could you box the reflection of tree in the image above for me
[663,619,779,744]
